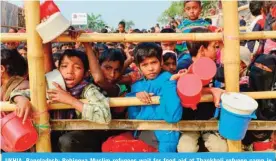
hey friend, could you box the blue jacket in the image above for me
[127,71,183,152]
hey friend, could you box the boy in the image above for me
[177,27,227,152]
[118,21,126,33]
[161,28,192,71]
[177,0,210,53]
[127,42,183,152]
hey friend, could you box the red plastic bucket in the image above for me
[177,74,202,110]
[189,57,217,86]
[1,112,38,152]
[40,0,60,20]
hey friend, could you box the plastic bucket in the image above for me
[1,112,38,152]
[177,74,202,110]
[218,107,256,140]
[40,0,60,20]
[189,57,217,86]
[221,92,258,115]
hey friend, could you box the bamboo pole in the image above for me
[0,33,27,42]
[2,31,276,42]
[1,91,276,112]
[222,1,242,152]
[24,1,51,152]
[50,120,276,131]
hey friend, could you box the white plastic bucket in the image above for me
[221,92,258,115]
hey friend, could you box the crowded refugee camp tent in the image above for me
[0,0,276,153]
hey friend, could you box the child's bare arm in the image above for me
[83,43,120,97]
[202,87,224,107]
[43,43,55,73]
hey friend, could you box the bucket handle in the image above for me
[213,103,257,119]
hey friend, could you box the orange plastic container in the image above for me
[40,0,60,20]
[177,74,202,110]
[1,112,38,152]
[189,57,217,86]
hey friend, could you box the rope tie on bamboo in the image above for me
[32,110,51,136]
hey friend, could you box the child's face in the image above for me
[52,47,58,54]
[100,60,122,84]
[139,57,162,80]
[161,42,176,51]
[59,56,85,88]
[202,41,217,61]
[18,49,27,58]
[118,24,125,33]
[184,2,202,20]
[162,58,177,74]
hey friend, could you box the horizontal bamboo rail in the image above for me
[1,91,276,112]
[51,119,276,131]
[1,31,276,42]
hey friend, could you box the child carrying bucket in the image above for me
[1,49,37,152]
[176,27,228,152]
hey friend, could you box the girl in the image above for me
[10,48,111,152]
[162,50,177,74]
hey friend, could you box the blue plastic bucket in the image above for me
[218,106,256,140]
[217,93,258,140]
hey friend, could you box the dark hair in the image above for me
[249,1,264,16]
[161,28,176,33]
[99,49,125,68]
[184,0,201,7]
[58,49,89,73]
[17,43,27,51]
[134,42,162,65]
[60,43,74,49]
[132,29,141,33]
[101,28,108,33]
[119,21,125,28]
[163,52,177,62]
[52,53,62,63]
[186,27,211,57]
[9,27,18,33]
[204,18,212,24]
[1,49,27,76]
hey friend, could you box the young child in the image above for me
[161,28,193,71]
[1,49,30,124]
[177,0,210,53]
[162,50,177,74]
[17,43,27,59]
[177,27,227,152]
[9,48,111,152]
[127,42,183,152]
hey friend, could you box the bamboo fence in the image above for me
[0,1,276,153]
[2,31,276,42]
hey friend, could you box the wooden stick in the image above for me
[1,25,25,29]
[222,1,242,152]
[25,1,51,152]
[2,31,276,42]
[2,91,276,112]
[0,33,27,42]
[238,4,249,12]
[50,119,276,131]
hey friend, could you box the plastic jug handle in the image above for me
[250,111,257,119]
[213,107,220,118]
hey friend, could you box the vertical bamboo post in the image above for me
[25,1,51,152]
[222,1,242,152]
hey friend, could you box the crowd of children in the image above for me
[1,0,276,152]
